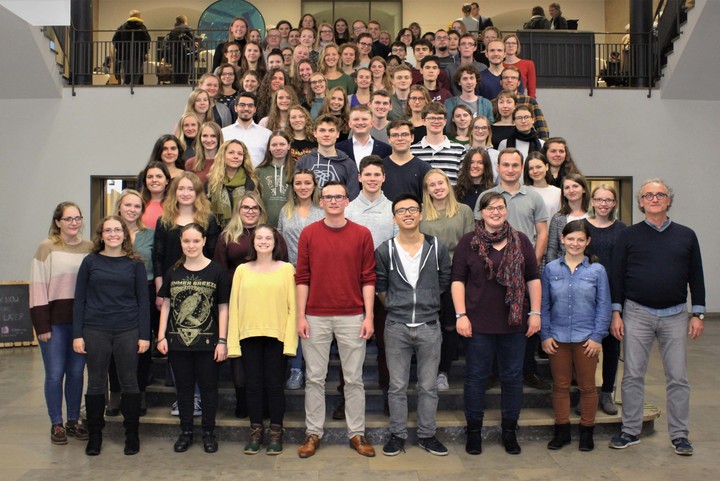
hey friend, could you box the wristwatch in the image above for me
[455,313,467,319]
[692,313,705,320]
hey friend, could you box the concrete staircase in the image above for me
[106,343,659,445]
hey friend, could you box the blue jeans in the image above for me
[38,323,86,424]
[385,321,441,439]
[464,332,526,422]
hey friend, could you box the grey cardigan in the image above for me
[375,235,452,324]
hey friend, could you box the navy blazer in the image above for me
[336,137,392,162]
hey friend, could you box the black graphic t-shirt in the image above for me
[159,260,231,351]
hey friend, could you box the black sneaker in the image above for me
[418,436,449,456]
[671,437,693,456]
[382,434,405,456]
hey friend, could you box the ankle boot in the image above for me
[578,424,595,452]
[105,391,121,416]
[140,391,147,417]
[84,394,106,456]
[547,423,571,450]
[121,392,142,455]
[267,424,284,454]
[465,419,483,455]
[501,418,521,455]
[234,386,248,418]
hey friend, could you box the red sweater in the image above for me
[295,219,376,316]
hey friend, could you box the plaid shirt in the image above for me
[516,93,549,140]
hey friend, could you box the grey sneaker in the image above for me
[170,401,179,416]
[599,391,618,415]
[286,369,304,390]
[608,432,640,449]
[436,373,449,391]
[671,437,693,456]
[418,436,449,456]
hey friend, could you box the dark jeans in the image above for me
[84,327,139,395]
[241,337,288,425]
[169,350,219,432]
[439,291,460,375]
[523,333,539,375]
[464,332,526,422]
[601,335,620,392]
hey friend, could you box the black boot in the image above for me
[501,419,521,455]
[465,419,483,455]
[547,423,571,450]
[234,386,248,419]
[121,392,142,455]
[578,424,595,452]
[84,394,105,456]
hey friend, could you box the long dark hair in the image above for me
[138,161,171,203]
[523,151,553,185]
[455,148,495,201]
[247,224,284,261]
[149,134,185,170]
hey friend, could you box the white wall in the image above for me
[0,85,718,309]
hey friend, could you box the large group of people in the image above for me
[30,6,705,461]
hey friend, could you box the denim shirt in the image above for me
[540,256,611,343]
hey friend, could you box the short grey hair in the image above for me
[636,178,674,213]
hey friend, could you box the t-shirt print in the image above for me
[169,274,217,347]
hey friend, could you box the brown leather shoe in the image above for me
[298,434,320,458]
[349,435,376,457]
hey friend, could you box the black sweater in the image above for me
[610,221,705,310]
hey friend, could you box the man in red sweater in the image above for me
[295,181,377,459]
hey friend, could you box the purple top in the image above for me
[451,230,540,334]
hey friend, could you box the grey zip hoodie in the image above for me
[375,235,452,324]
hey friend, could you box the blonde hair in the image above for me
[207,140,260,202]
[283,170,320,219]
[184,89,214,124]
[190,122,223,173]
[174,113,199,151]
[266,87,299,132]
[114,189,147,231]
[222,191,268,244]
[160,172,212,229]
[422,169,461,221]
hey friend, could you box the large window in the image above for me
[303,1,402,36]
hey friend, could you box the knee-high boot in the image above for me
[85,394,106,456]
[121,392,142,455]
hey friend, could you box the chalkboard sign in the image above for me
[0,283,35,345]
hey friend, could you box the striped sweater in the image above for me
[409,137,467,185]
[29,238,93,335]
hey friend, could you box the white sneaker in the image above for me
[436,373,450,391]
[286,369,304,390]
[193,396,202,416]
[170,401,179,416]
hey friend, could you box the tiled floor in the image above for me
[3,320,719,481]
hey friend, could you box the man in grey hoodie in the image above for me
[375,193,452,457]
[295,115,360,200]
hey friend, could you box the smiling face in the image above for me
[355,69,371,89]
[288,29,300,46]
[231,19,247,39]
[526,158,548,184]
[639,181,671,216]
[267,54,284,70]
[101,219,125,249]
[200,126,219,151]
[501,70,521,93]
[392,69,412,91]
[298,62,313,82]
[200,77,219,98]
[349,110,371,136]
[370,60,385,79]
[300,30,315,48]
[471,118,490,144]
[161,140,179,165]
[545,141,566,168]
[293,173,315,200]
[194,92,210,114]
[180,227,206,259]
[276,89,292,111]
[244,44,260,62]
[561,230,590,257]
[591,188,616,219]
[341,46,356,66]
[424,112,447,135]
[359,164,385,195]
[239,196,261,226]
[242,74,259,92]
[119,193,143,226]
[328,90,345,113]
[459,71,477,93]
[248,30,261,43]
[176,177,197,206]
[289,108,308,132]
[453,108,472,131]
[498,152,523,184]
[269,135,290,159]
[408,91,427,113]
[56,206,83,240]
[563,179,585,203]
[486,40,505,66]
[497,95,516,119]
[310,74,327,94]
[388,125,414,153]
[320,183,349,216]
[224,142,244,172]
[468,153,485,178]
[481,197,508,231]
[253,226,275,255]
[323,47,339,68]
[370,95,391,119]
[219,67,236,87]
[425,172,449,202]
[145,167,168,196]
[182,116,199,138]
[393,198,422,231]
[270,71,285,91]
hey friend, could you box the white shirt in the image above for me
[351,135,375,170]
[395,238,421,288]
[221,121,272,167]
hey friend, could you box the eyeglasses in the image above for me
[394,206,421,215]
[425,116,445,123]
[435,36,449,41]
[483,205,507,213]
[310,79,326,85]
[102,227,124,234]
[358,42,373,47]
[226,49,241,54]
[61,216,83,224]
[321,194,347,202]
[236,102,255,108]
[515,115,532,121]
[240,205,261,212]
[592,198,616,204]
[640,192,668,200]
[408,96,426,102]
[389,132,411,139]
[320,29,333,34]
[220,72,235,77]
[472,125,489,131]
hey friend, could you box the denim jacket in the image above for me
[540,256,611,343]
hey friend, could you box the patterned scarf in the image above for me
[470,219,526,326]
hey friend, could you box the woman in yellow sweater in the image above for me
[228,225,297,455]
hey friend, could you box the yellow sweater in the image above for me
[227,262,297,357]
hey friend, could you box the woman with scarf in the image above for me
[497,105,544,160]
[206,139,259,228]
[452,191,541,456]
